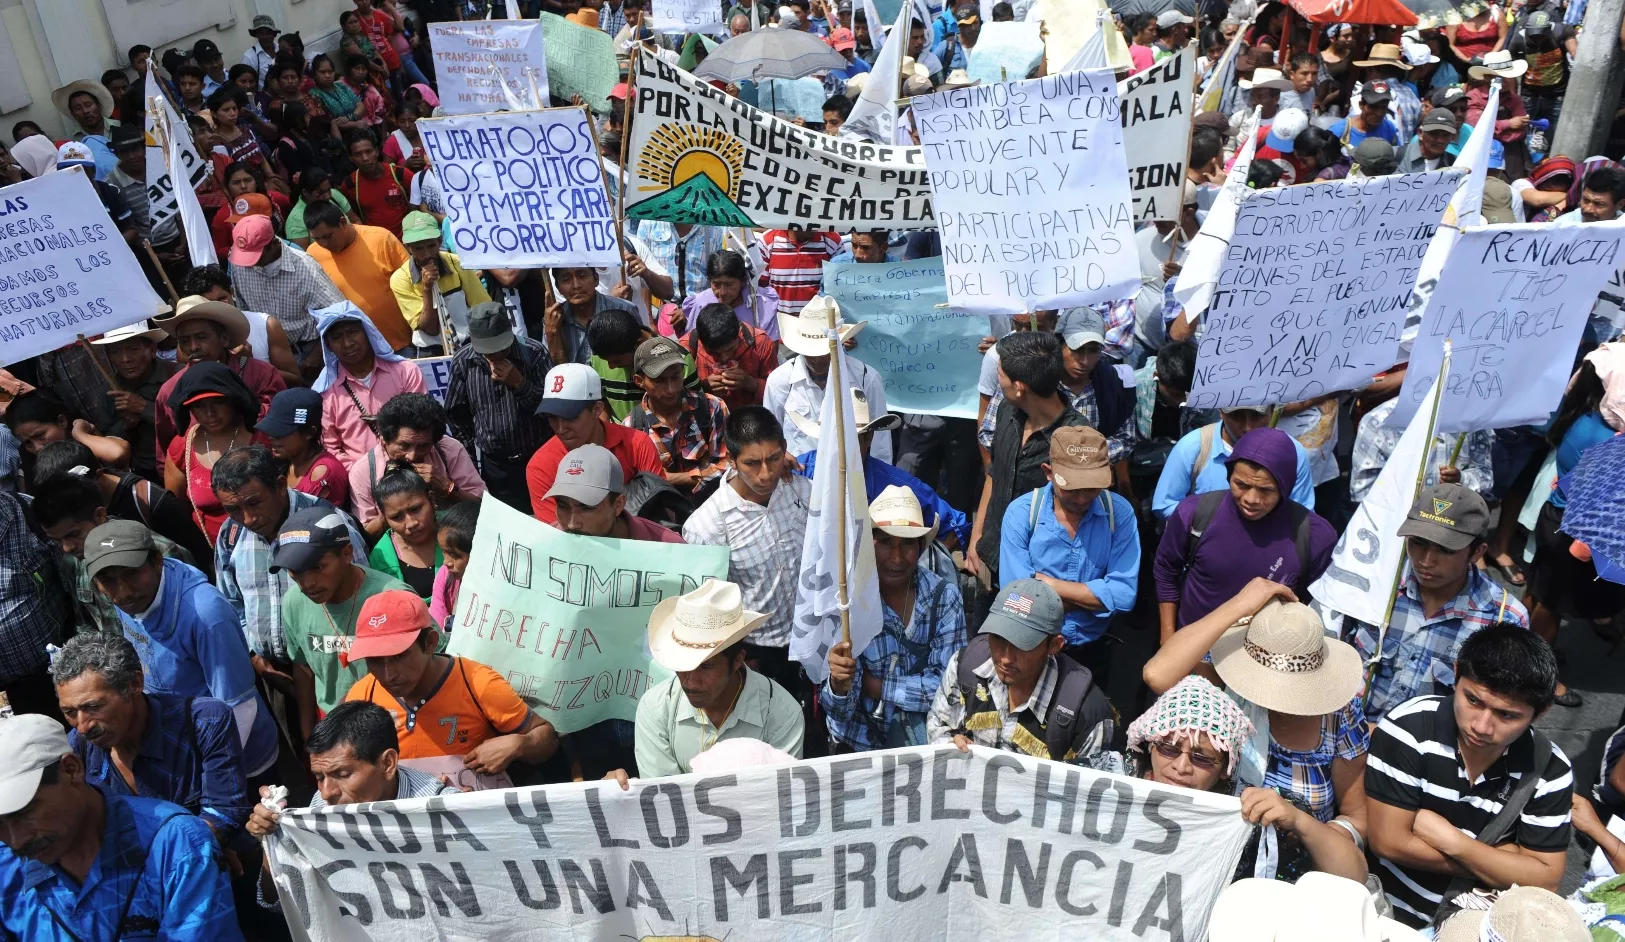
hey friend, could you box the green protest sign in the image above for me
[445,496,729,734]
[539,12,619,114]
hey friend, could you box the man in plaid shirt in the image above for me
[821,487,966,750]
[625,337,732,497]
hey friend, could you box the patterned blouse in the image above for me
[1263,700,1369,823]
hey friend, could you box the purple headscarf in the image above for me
[1225,427,1301,504]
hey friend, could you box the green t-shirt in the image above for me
[284,566,414,713]
[589,353,702,422]
[286,190,354,241]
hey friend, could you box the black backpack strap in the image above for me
[1044,655,1117,762]
[1181,489,1228,578]
[1289,501,1314,591]
[1431,728,1553,926]
[955,633,992,704]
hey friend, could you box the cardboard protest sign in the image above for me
[965,22,1045,86]
[429,21,548,115]
[416,356,453,403]
[419,108,619,270]
[445,497,728,734]
[539,12,618,114]
[267,745,1252,941]
[1026,0,1131,72]
[915,71,1138,316]
[0,170,166,367]
[652,0,724,34]
[758,77,828,123]
[625,56,935,230]
[827,258,984,419]
[1187,171,1463,411]
[1391,221,1625,433]
[1118,48,1193,222]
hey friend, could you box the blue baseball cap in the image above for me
[258,387,322,438]
[982,579,1064,651]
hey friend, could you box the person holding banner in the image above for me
[821,486,965,751]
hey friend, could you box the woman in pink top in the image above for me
[431,501,478,631]
[312,302,427,469]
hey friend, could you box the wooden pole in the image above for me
[615,48,640,288]
[829,326,852,647]
[584,105,631,291]
[76,335,121,391]
[1267,404,1283,427]
[141,239,181,307]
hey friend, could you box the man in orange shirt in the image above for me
[526,363,665,525]
[340,590,560,789]
[304,201,415,354]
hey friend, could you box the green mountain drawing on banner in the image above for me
[626,173,754,227]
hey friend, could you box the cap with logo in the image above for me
[55,142,97,170]
[1060,307,1106,350]
[192,39,222,61]
[226,194,274,225]
[1049,426,1113,490]
[1525,10,1553,33]
[1418,108,1458,133]
[339,590,436,666]
[1397,483,1489,552]
[536,363,603,419]
[84,519,157,580]
[827,27,857,50]
[467,301,515,355]
[0,714,71,816]
[1360,80,1394,104]
[230,215,276,266]
[401,211,442,246]
[259,387,323,437]
[270,507,354,573]
[544,442,625,507]
[981,579,1065,651]
[633,336,688,379]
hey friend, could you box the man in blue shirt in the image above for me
[0,713,244,941]
[999,427,1139,682]
[1329,82,1402,150]
[1151,407,1317,518]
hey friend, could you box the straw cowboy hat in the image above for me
[1240,67,1294,91]
[91,320,167,346]
[1209,872,1426,942]
[1469,49,1529,80]
[940,68,979,89]
[785,387,900,440]
[155,296,251,348]
[1354,43,1413,70]
[647,579,769,672]
[1210,600,1363,716]
[781,295,866,357]
[51,79,115,119]
[1434,887,1590,942]
[868,484,938,540]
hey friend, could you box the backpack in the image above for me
[1184,489,1315,592]
[955,633,1118,762]
[622,471,696,532]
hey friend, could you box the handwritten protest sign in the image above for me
[445,497,728,734]
[415,356,453,403]
[652,0,724,34]
[1027,0,1131,71]
[1187,171,1462,410]
[758,77,829,123]
[0,170,166,366]
[1119,48,1193,222]
[827,258,983,418]
[268,745,1252,942]
[419,108,619,270]
[966,22,1045,85]
[1391,221,1625,432]
[915,72,1137,316]
[539,12,619,114]
[625,57,935,230]
[429,21,548,115]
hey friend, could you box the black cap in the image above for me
[111,123,144,150]
[271,506,352,573]
[1360,81,1393,105]
[259,388,322,438]
[192,39,221,61]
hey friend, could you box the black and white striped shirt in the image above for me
[1365,695,1573,927]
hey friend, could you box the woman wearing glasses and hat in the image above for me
[162,362,271,544]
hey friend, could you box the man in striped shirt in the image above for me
[1364,624,1573,928]
[761,229,841,321]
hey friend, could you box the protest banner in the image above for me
[1186,171,1463,411]
[444,497,728,734]
[1118,48,1194,222]
[143,68,211,246]
[758,78,829,123]
[826,258,983,419]
[266,745,1252,942]
[429,21,548,116]
[0,169,166,366]
[1025,0,1130,72]
[539,13,619,114]
[416,356,453,403]
[914,72,1138,316]
[625,56,935,230]
[419,108,620,271]
[965,22,1046,86]
[652,0,724,34]
[1390,221,1625,432]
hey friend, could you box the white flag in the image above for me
[840,0,914,143]
[1309,345,1451,632]
[1173,107,1259,320]
[1396,80,1501,362]
[1060,13,1108,72]
[143,67,212,261]
[790,346,883,684]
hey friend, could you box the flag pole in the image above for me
[829,328,852,647]
[616,47,640,289]
[583,105,629,292]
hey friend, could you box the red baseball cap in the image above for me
[827,27,856,51]
[339,590,435,666]
[225,193,273,224]
[609,82,630,101]
[229,215,276,266]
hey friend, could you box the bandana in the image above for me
[1126,675,1256,777]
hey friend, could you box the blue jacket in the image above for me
[797,450,972,549]
[116,558,277,776]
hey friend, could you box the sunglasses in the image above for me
[1152,740,1221,771]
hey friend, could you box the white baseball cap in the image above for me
[536,363,603,419]
[1156,9,1193,27]
[0,714,71,815]
[544,443,624,506]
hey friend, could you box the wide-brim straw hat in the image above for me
[92,320,167,346]
[1210,873,1426,942]
[52,79,115,119]
[155,296,252,348]
[1240,67,1293,90]
[1469,49,1529,80]
[1210,600,1363,716]
[647,579,768,673]
[782,295,866,357]
[1354,42,1413,70]
[1434,887,1590,942]
[868,483,937,539]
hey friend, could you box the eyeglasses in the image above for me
[1152,740,1222,771]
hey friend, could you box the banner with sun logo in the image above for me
[625,56,937,231]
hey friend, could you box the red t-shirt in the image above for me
[526,421,666,524]
[343,164,414,238]
[359,9,403,71]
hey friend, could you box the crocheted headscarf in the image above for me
[1126,675,1256,778]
